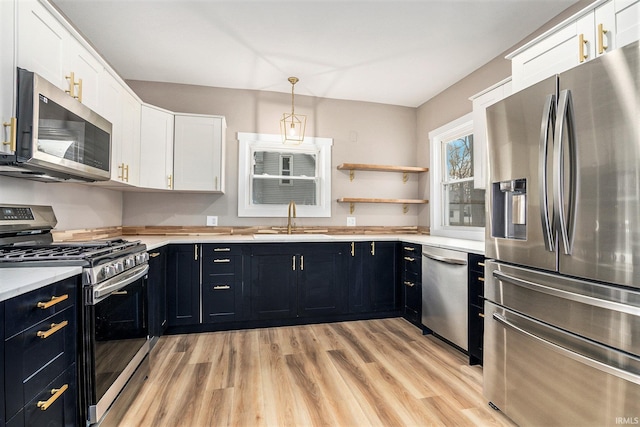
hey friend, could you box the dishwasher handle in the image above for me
[422,251,467,266]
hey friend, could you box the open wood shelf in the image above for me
[337,197,429,214]
[337,163,428,182]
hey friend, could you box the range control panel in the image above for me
[0,206,35,221]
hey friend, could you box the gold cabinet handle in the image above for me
[37,294,69,310]
[213,285,230,290]
[300,255,304,271]
[118,163,125,180]
[3,117,17,151]
[292,255,296,271]
[37,320,69,339]
[404,281,415,287]
[597,23,608,54]
[149,252,161,258]
[194,244,199,261]
[478,313,485,318]
[112,291,128,295]
[214,248,231,252]
[37,384,68,411]
[76,78,83,103]
[124,164,129,182]
[213,258,230,263]
[403,246,415,252]
[65,72,75,98]
[168,174,173,189]
[478,262,485,267]
[478,277,485,282]
[371,242,375,256]
[404,256,415,262]
[351,242,355,257]
[579,33,588,63]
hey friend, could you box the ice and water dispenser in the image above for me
[492,178,527,240]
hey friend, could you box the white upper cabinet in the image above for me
[1,0,16,155]
[16,0,103,111]
[470,78,512,190]
[509,0,639,92]
[140,105,174,190]
[173,114,226,192]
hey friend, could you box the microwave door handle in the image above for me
[539,93,556,252]
[553,89,577,255]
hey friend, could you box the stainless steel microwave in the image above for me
[0,68,111,182]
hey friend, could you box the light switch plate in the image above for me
[347,217,356,226]
[206,216,218,226]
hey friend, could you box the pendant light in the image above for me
[280,77,306,144]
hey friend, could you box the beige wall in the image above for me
[123,82,419,227]
[416,0,597,227]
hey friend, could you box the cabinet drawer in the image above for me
[5,278,77,338]
[203,255,237,275]
[5,308,75,420]
[402,271,420,288]
[8,364,77,427]
[469,270,485,308]
[202,244,241,256]
[401,244,420,256]
[202,281,241,323]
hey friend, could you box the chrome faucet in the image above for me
[287,200,297,234]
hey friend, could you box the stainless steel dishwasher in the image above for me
[421,246,468,351]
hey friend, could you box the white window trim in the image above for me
[237,132,333,217]
[429,113,484,241]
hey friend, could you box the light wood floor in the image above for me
[117,318,516,426]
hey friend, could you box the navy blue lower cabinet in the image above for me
[348,241,400,313]
[167,244,201,326]
[249,243,348,320]
[468,253,485,365]
[1,302,4,427]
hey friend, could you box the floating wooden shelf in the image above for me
[337,197,429,214]
[337,163,429,182]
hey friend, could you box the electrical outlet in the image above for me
[206,216,218,226]
[347,217,356,227]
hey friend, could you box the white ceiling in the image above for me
[51,0,578,107]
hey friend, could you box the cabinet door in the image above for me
[140,105,174,190]
[297,244,347,318]
[173,114,225,192]
[167,245,201,326]
[250,248,296,320]
[97,71,123,180]
[614,0,640,49]
[1,0,15,156]
[367,241,399,312]
[16,0,66,90]
[347,242,369,313]
[120,91,141,186]
[148,247,167,337]
[63,36,102,111]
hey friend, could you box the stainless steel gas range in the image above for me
[0,204,149,425]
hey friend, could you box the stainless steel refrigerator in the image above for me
[484,40,640,426]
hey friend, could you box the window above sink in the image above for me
[237,133,333,217]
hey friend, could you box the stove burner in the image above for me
[0,239,142,263]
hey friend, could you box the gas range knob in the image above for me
[102,264,116,279]
[114,261,125,274]
[135,252,149,264]
[125,257,136,269]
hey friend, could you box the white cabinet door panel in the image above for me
[140,105,174,190]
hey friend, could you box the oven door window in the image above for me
[93,279,147,400]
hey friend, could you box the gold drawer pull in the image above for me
[214,248,231,252]
[404,281,415,287]
[112,291,128,295]
[403,246,415,252]
[37,384,68,411]
[478,262,485,267]
[213,285,230,290]
[403,256,415,262]
[214,259,231,263]
[478,313,485,318]
[478,277,485,282]
[149,252,161,258]
[37,320,69,339]
[37,294,69,310]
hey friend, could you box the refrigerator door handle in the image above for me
[492,269,640,316]
[492,312,640,386]
[539,94,556,252]
[553,89,577,255]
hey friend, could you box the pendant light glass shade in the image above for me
[280,77,306,144]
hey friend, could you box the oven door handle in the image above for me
[90,264,149,305]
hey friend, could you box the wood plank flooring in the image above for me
[117,318,515,426]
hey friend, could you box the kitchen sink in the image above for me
[252,234,334,241]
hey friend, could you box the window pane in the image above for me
[445,135,473,181]
[253,151,316,177]
[445,181,485,227]
[252,178,317,205]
